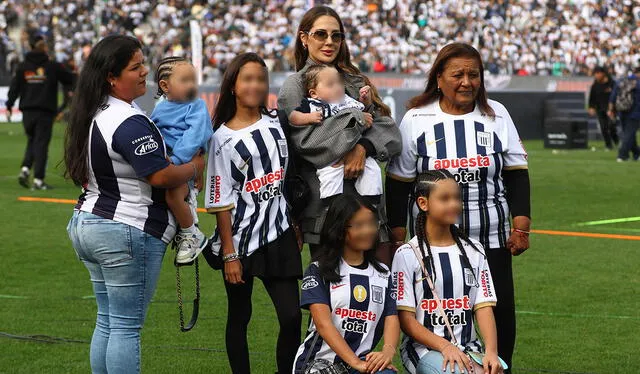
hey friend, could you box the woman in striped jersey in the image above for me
[293,194,399,374]
[202,53,302,374]
[64,36,205,373]
[393,171,504,374]
[386,43,530,373]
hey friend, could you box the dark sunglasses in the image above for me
[306,30,345,43]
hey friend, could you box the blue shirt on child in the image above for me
[151,98,213,165]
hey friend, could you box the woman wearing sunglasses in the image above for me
[278,5,401,264]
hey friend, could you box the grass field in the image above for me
[1,121,638,374]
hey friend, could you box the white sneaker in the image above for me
[175,227,208,264]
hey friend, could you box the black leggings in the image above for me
[485,248,516,374]
[224,275,301,374]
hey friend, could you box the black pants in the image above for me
[21,110,55,179]
[618,115,640,160]
[486,248,516,374]
[596,110,619,149]
[224,274,301,374]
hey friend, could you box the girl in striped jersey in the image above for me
[202,53,302,374]
[293,195,399,374]
[392,171,503,374]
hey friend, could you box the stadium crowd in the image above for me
[1,0,640,80]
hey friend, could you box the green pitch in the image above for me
[0,122,638,373]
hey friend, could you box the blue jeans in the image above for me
[416,351,467,374]
[67,211,167,374]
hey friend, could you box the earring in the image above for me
[110,82,115,87]
[303,44,307,49]
[231,90,235,96]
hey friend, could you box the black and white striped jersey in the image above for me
[205,114,290,257]
[392,236,497,374]
[293,261,396,373]
[387,99,528,249]
[75,96,176,243]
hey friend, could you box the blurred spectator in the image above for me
[0,0,639,79]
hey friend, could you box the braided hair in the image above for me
[154,56,190,99]
[413,170,484,284]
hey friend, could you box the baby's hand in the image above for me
[289,110,323,126]
[359,85,372,106]
[306,111,323,124]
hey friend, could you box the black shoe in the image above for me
[31,181,54,190]
[18,169,29,188]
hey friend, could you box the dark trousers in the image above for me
[596,110,619,149]
[618,115,640,160]
[486,248,516,374]
[21,110,55,179]
[224,275,301,374]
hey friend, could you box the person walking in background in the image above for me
[6,33,75,190]
[588,66,618,151]
[608,66,640,162]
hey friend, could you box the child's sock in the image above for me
[181,224,197,234]
[34,178,43,186]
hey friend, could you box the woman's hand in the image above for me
[337,144,366,179]
[359,85,372,106]
[482,352,504,374]
[351,359,369,373]
[507,216,530,256]
[190,151,206,175]
[224,258,244,284]
[441,343,473,374]
[363,112,374,128]
[507,231,529,256]
[365,345,396,373]
[195,171,204,191]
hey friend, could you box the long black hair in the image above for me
[64,35,143,185]
[414,170,483,283]
[317,194,387,283]
[212,52,275,130]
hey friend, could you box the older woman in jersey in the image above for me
[202,52,302,374]
[385,43,531,373]
[277,5,401,262]
[64,35,205,373]
[293,194,399,374]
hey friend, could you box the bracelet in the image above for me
[513,228,530,236]
[222,253,240,263]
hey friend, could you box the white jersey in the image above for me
[293,260,397,373]
[387,100,528,249]
[391,236,497,374]
[76,96,176,243]
[205,113,290,257]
